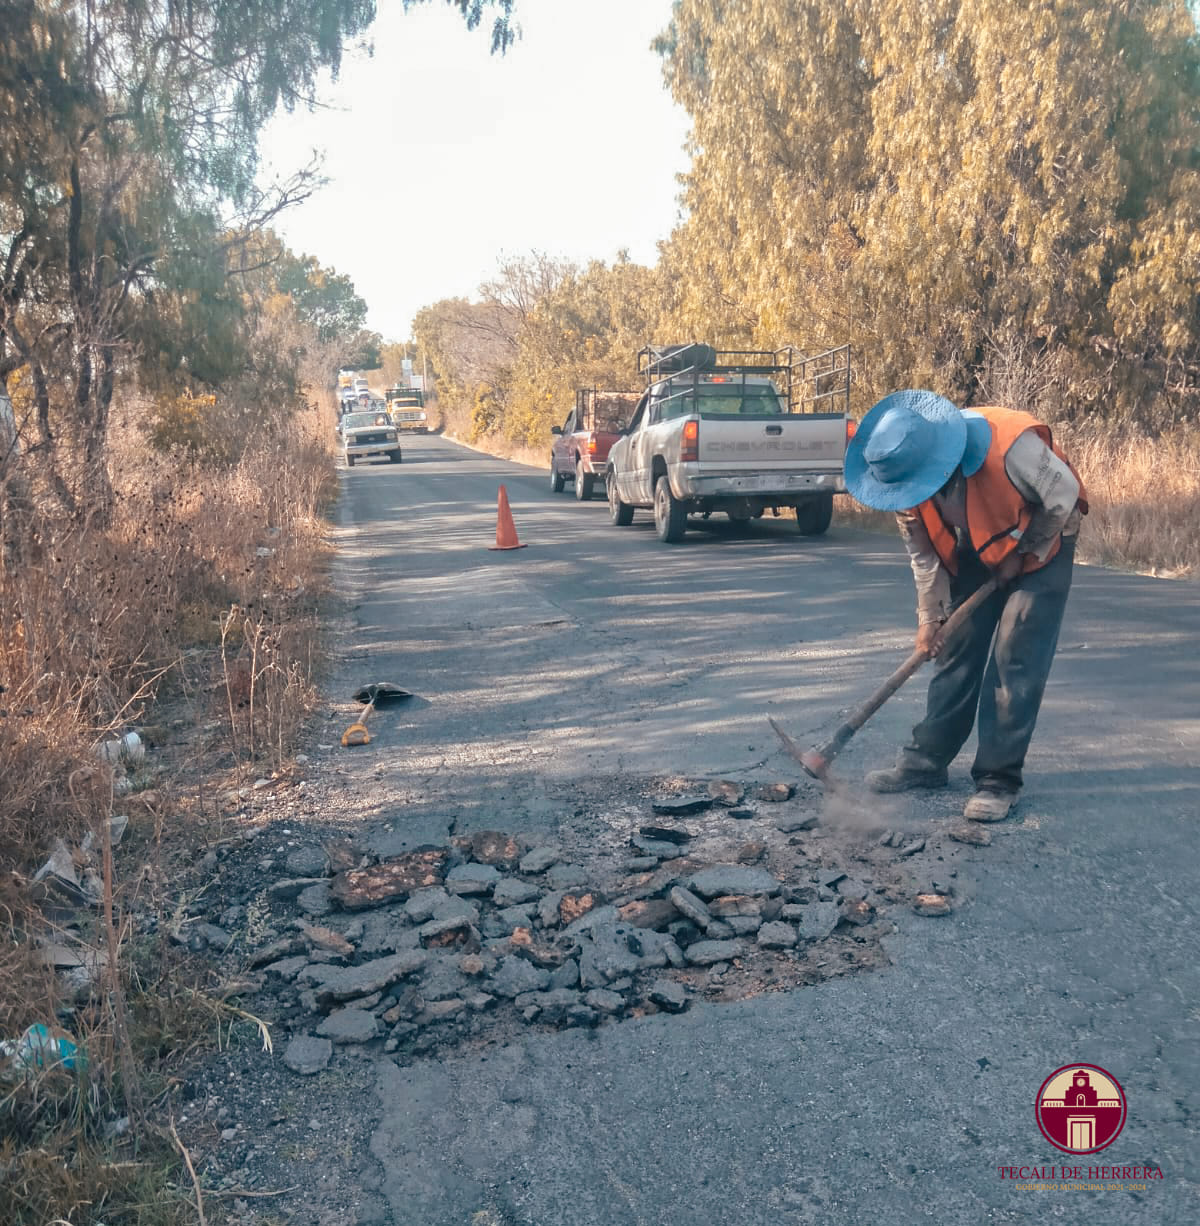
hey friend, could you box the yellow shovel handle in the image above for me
[340,698,377,747]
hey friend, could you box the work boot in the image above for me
[963,788,1016,822]
[864,766,949,794]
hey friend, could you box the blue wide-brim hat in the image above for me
[960,409,991,479]
[845,390,967,510]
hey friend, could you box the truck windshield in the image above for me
[343,413,388,429]
[660,383,784,420]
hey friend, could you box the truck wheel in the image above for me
[654,475,687,543]
[388,449,402,463]
[550,461,565,493]
[796,493,834,536]
[607,474,634,526]
[346,455,356,467]
[575,460,594,501]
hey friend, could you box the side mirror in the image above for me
[550,425,562,436]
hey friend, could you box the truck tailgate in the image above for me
[696,413,846,472]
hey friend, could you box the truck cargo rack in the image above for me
[636,343,851,416]
[575,387,641,433]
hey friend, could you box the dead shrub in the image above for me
[1062,424,1200,577]
[0,398,334,1223]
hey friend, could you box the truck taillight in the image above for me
[682,418,699,462]
[588,436,597,454]
[846,418,858,441]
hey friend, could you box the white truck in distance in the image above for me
[605,344,852,543]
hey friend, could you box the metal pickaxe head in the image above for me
[769,717,838,786]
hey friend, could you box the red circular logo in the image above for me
[1035,1064,1127,1154]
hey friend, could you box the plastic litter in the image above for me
[96,731,145,767]
[1,1023,85,1073]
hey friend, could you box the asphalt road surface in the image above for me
[332,433,1198,1225]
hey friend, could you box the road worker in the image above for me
[844,391,1087,822]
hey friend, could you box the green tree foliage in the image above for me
[502,255,665,444]
[277,252,369,342]
[414,254,666,446]
[0,0,519,527]
[142,228,377,462]
[657,0,1200,427]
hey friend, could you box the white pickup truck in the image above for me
[605,344,852,543]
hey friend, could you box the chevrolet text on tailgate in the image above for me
[605,343,853,543]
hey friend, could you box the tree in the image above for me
[0,0,521,529]
[656,0,1200,426]
[415,253,669,446]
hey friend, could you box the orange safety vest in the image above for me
[916,406,1088,576]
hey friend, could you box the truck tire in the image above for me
[608,473,634,526]
[346,455,356,467]
[654,475,688,543]
[796,493,834,536]
[550,461,565,493]
[575,459,594,501]
[388,449,402,463]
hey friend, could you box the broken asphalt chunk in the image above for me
[756,921,798,949]
[464,831,521,868]
[617,897,678,930]
[754,782,795,803]
[667,886,711,930]
[418,916,479,950]
[316,1008,379,1044]
[518,846,560,874]
[949,824,992,846]
[545,862,588,889]
[445,863,501,896]
[775,814,819,833]
[648,979,688,1012]
[841,898,875,927]
[310,951,426,1003]
[706,780,743,807]
[489,955,552,998]
[638,825,692,845]
[686,866,781,900]
[650,795,712,816]
[330,849,449,910]
[684,938,744,966]
[492,878,540,907]
[630,837,685,860]
[795,901,840,941]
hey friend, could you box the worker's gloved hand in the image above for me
[994,553,1024,586]
[916,622,945,660]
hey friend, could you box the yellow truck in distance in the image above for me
[386,385,428,432]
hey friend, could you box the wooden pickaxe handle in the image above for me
[807,577,1000,771]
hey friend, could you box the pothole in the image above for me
[187,778,965,1074]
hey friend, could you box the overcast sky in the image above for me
[258,0,691,343]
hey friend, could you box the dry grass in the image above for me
[0,395,336,1225]
[1061,424,1200,577]
[434,396,548,470]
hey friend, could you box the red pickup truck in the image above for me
[550,389,640,500]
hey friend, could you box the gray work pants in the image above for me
[899,537,1075,793]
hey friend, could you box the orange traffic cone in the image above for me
[489,484,528,550]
